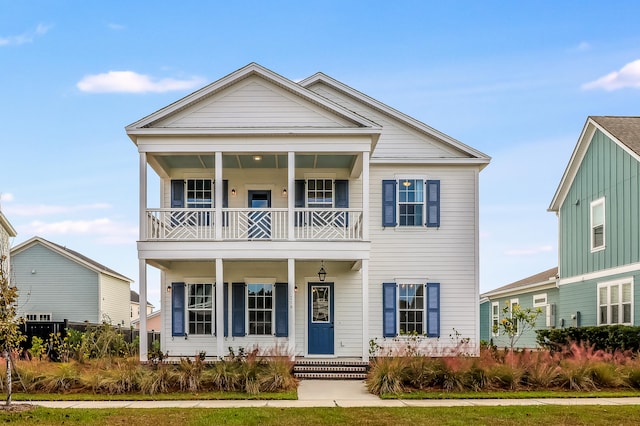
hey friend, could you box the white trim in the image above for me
[597,277,634,326]
[481,281,557,299]
[532,293,548,307]
[558,262,640,286]
[244,277,276,285]
[491,302,499,337]
[590,197,606,252]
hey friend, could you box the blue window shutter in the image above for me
[382,283,397,337]
[335,179,349,227]
[426,283,440,337]
[223,282,229,337]
[171,282,185,336]
[171,180,185,208]
[295,179,305,226]
[232,283,245,337]
[382,180,397,227]
[274,283,288,337]
[426,180,440,227]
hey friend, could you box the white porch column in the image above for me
[288,258,296,357]
[139,152,147,241]
[215,152,223,240]
[288,151,295,241]
[215,258,224,359]
[361,258,369,362]
[362,151,370,241]
[138,259,148,362]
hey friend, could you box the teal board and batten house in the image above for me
[11,237,133,326]
[549,116,640,328]
[480,267,559,348]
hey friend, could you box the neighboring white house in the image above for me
[130,290,155,322]
[0,210,17,276]
[11,236,133,326]
[126,63,490,361]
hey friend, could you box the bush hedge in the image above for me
[536,325,640,352]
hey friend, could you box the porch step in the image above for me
[293,360,369,380]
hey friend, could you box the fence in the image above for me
[19,320,161,358]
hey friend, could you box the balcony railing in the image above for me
[145,208,363,241]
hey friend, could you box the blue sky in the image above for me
[2,1,640,308]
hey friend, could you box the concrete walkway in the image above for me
[20,380,640,409]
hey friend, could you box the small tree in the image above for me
[493,301,541,351]
[0,255,25,405]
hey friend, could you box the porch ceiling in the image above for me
[152,153,356,171]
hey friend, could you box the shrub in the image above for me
[176,357,203,393]
[537,325,640,352]
[366,356,408,395]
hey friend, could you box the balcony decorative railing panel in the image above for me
[145,208,363,241]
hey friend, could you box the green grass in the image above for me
[384,389,640,399]
[3,406,640,425]
[11,390,297,401]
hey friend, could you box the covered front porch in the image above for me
[137,258,371,362]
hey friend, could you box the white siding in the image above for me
[368,164,480,353]
[99,274,131,326]
[308,83,468,159]
[158,77,354,128]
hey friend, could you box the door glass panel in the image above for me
[312,286,330,323]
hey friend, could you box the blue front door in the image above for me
[308,282,334,355]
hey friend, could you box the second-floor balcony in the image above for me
[146,207,364,241]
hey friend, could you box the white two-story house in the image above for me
[126,63,490,362]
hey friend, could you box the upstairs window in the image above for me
[398,179,424,226]
[590,198,605,251]
[382,179,440,228]
[187,179,212,209]
[307,179,333,208]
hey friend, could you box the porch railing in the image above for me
[145,208,363,241]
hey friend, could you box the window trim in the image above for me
[383,280,440,338]
[246,279,276,336]
[590,197,605,252]
[398,283,425,335]
[597,278,634,326]
[491,302,500,337]
[397,177,425,227]
[532,293,547,308]
[186,282,215,335]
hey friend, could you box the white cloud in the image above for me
[23,218,137,243]
[5,203,111,217]
[504,245,553,256]
[582,59,640,91]
[576,41,591,52]
[0,24,51,47]
[76,71,206,93]
[108,23,125,31]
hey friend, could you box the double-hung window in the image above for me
[247,283,273,335]
[171,282,215,336]
[307,179,333,208]
[295,178,349,228]
[188,283,214,335]
[491,302,499,336]
[383,282,440,338]
[590,198,605,251]
[598,280,633,325]
[399,284,424,334]
[382,178,440,228]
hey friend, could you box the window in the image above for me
[598,280,633,325]
[26,314,37,321]
[399,179,424,226]
[25,313,51,322]
[510,298,519,333]
[382,282,440,338]
[382,179,440,228]
[248,284,273,335]
[533,293,547,307]
[399,284,424,334]
[590,198,605,251]
[491,302,499,337]
[188,283,214,335]
[307,179,333,208]
[187,179,212,209]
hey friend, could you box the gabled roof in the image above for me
[300,72,491,167]
[0,211,17,238]
[130,290,154,307]
[126,62,382,140]
[549,116,640,212]
[480,267,558,299]
[11,236,133,283]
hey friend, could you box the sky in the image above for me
[2,1,640,309]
